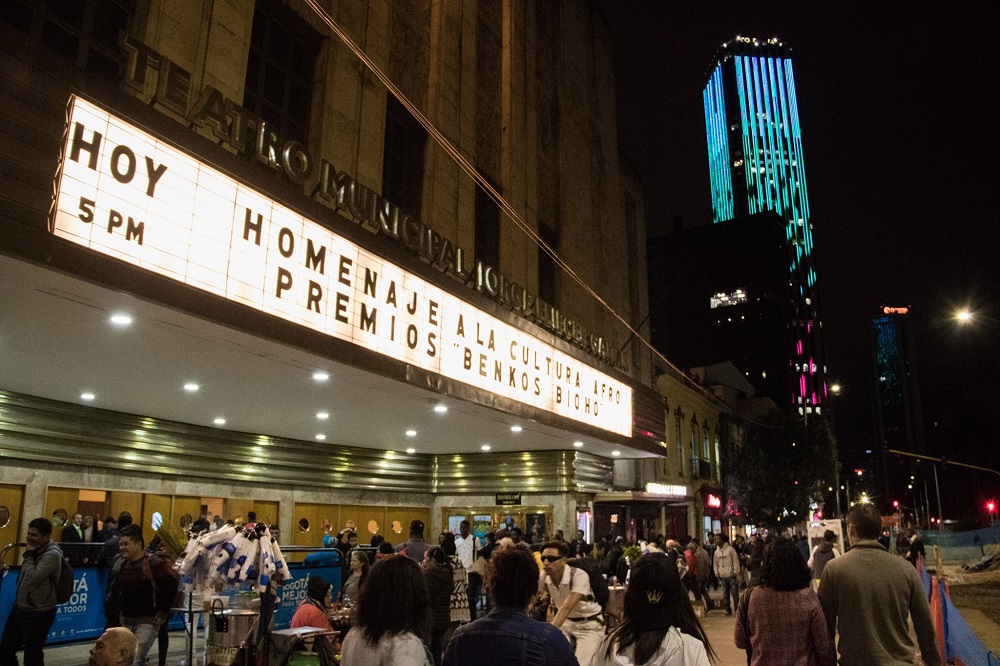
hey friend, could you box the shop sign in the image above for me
[705,494,722,509]
[495,493,521,506]
[51,97,633,436]
[644,482,687,497]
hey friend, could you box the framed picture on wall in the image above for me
[526,513,547,545]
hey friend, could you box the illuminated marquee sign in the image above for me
[882,306,909,315]
[51,97,632,436]
[644,483,688,497]
[705,494,722,509]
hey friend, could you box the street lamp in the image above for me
[955,309,973,324]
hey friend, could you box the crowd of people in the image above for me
[2,505,942,666]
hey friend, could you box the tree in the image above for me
[722,411,838,528]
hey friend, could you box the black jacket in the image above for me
[423,562,453,631]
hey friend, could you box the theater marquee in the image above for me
[51,96,633,436]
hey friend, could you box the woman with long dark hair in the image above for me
[340,556,433,666]
[734,536,834,665]
[593,553,714,665]
[339,550,370,603]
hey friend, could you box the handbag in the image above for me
[470,554,488,578]
[738,587,754,665]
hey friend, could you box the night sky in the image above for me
[596,3,999,515]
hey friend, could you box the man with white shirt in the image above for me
[539,540,603,665]
[455,520,481,619]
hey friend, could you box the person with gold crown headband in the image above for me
[592,553,715,666]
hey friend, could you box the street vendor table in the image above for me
[172,594,206,666]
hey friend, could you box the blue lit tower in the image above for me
[703,36,826,414]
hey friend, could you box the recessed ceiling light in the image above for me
[80,392,95,401]
[612,450,621,457]
[406,448,416,454]
[510,425,523,433]
[406,429,417,437]
[434,404,448,413]
[315,434,326,441]
[183,383,199,392]
[213,418,226,425]
[109,313,132,326]
[480,444,491,451]
[316,412,329,420]
[573,441,584,448]
[313,372,329,382]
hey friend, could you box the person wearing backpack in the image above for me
[806,530,840,591]
[539,540,604,665]
[107,525,179,666]
[0,517,64,666]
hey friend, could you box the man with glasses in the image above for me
[538,541,603,665]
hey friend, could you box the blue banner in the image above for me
[1,563,340,644]
[272,565,341,630]
[1,567,111,644]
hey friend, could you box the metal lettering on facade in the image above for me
[117,37,629,372]
[51,97,633,436]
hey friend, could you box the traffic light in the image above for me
[892,500,899,508]
[988,501,996,513]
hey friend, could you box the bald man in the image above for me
[89,628,137,666]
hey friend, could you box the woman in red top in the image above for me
[291,576,334,631]
[683,542,702,604]
[734,537,835,666]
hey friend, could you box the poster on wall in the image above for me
[447,516,465,535]
[472,515,491,539]
[525,514,547,545]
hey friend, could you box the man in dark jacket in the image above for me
[0,517,63,666]
[107,525,178,666]
[443,546,577,665]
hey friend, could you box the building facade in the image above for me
[0,0,663,554]
[870,306,925,508]
[647,211,793,408]
[702,36,826,415]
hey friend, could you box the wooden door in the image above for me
[44,487,79,542]
[338,505,386,545]
[385,507,430,549]
[252,501,279,529]
[0,484,24,565]
[142,493,172,545]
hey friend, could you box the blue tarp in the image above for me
[919,561,1000,665]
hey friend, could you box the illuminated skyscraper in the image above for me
[703,36,826,413]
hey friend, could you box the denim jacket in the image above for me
[442,607,579,666]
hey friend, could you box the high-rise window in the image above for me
[675,417,684,477]
[243,0,321,143]
[1,0,134,79]
[537,220,558,304]
[475,180,501,269]
[382,95,427,217]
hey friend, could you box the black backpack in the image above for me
[566,558,610,609]
[55,557,75,604]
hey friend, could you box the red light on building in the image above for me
[706,494,722,508]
